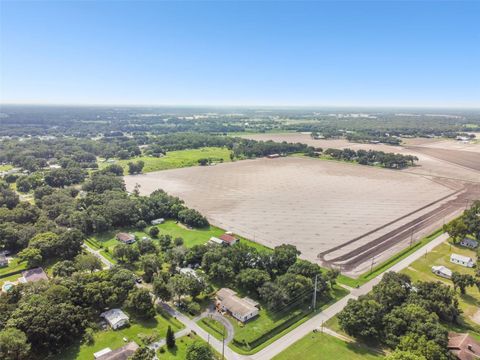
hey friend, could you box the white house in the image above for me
[216,288,259,323]
[450,254,475,268]
[432,265,452,279]
[101,309,130,330]
[151,218,165,225]
[460,238,478,249]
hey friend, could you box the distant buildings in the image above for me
[216,288,259,323]
[116,233,136,245]
[450,254,475,268]
[101,309,130,330]
[431,265,452,279]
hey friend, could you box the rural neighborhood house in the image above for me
[216,288,260,323]
[116,232,136,245]
[450,254,475,268]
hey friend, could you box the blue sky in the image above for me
[1,1,479,107]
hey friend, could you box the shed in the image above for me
[95,342,139,360]
[151,218,165,225]
[101,309,130,330]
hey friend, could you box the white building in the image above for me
[216,288,259,323]
[460,238,478,249]
[101,309,130,330]
[450,254,475,268]
[432,265,452,279]
[151,218,165,225]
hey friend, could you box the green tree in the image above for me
[166,325,175,349]
[443,218,468,244]
[185,341,214,360]
[0,328,31,360]
[18,247,43,267]
[130,347,155,360]
[152,276,172,302]
[451,272,475,294]
[236,268,271,294]
[126,288,155,319]
[386,350,426,360]
[149,226,159,238]
[75,253,103,273]
[338,297,384,339]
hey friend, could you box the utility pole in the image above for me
[312,274,318,310]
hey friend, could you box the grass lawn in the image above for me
[99,147,232,173]
[158,333,221,359]
[53,313,184,360]
[401,240,480,331]
[0,164,13,171]
[0,257,27,277]
[272,332,384,360]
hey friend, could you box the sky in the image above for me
[1,1,479,108]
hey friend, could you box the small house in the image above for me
[216,288,259,323]
[94,342,139,360]
[208,236,224,246]
[450,254,475,268]
[151,218,165,225]
[116,233,136,245]
[20,268,48,283]
[0,254,8,268]
[219,233,239,246]
[448,332,480,360]
[432,265,452,279]
[101,309,130,330]
[460,238,478,249]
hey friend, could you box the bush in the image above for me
[174,237,184,246]
[149,227,159,238]
[136,220,147,229]
[187,301,201,315]
[82,328,95,345]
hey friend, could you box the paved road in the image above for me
[84,232,448,360]
[82,244,113,269]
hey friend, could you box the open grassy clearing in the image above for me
[272,332,384,360]
[0,164,13,171]
[401,240,480,332]
[157,333,221,359]
[51,313,183,360]
[86,220,270,261]
[99,147,231,173]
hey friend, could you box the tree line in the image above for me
[319,148,418,169]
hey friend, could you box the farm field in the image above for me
[241,132,480,182]
[99,147,231,173]
[52,313,183,360]
[272,332,384,360]
[125,156,460,274]
[401,241,480,331]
